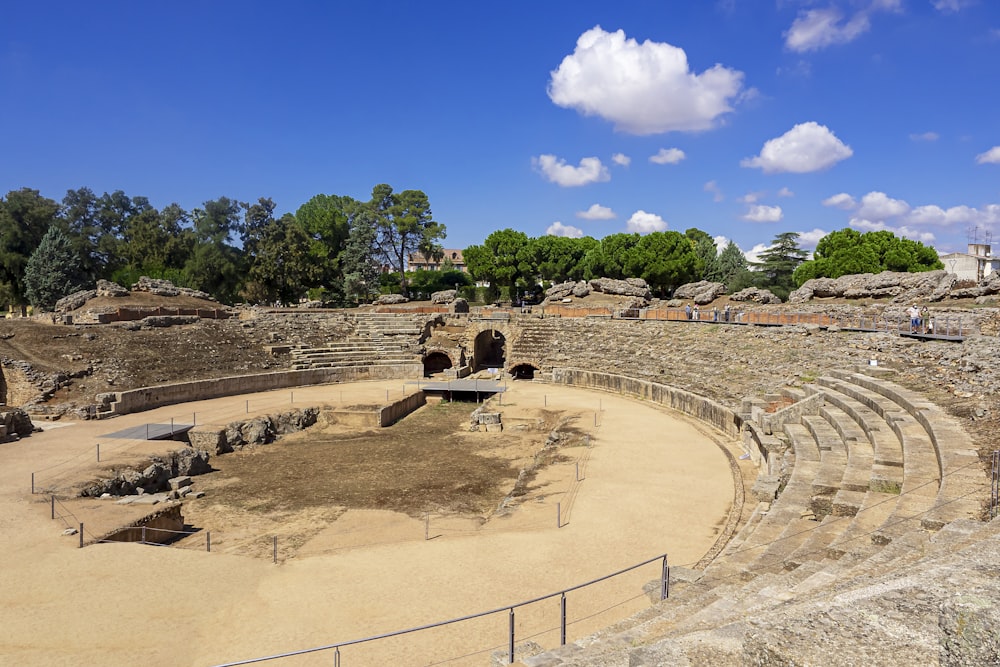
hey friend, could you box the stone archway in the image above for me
[472,329,506,372]
[422,352,454,377]
[509,363,538,380]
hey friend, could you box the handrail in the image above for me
[212,552,668,666]
[991,450,999,520]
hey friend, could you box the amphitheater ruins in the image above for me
[1,282,999,666]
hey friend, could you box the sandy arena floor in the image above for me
[0,379,744,667]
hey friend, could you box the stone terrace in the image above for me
[518,367,994,666]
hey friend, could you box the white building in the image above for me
[939,244,1000,282]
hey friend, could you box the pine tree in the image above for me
[24,226,88,310]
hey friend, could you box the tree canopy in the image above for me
[793,229,943,285]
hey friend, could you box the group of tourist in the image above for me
[685,303,734,323]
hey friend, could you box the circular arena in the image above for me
[0,308,996,667]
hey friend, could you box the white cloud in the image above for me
[849,218,936,244]
[547,25,746,134]
[546,221,584,238]
[857,191,910,220]
[784,2,900,53]
[741,121,853,173]
[933,0,976,13]
[742,205,784,222]
[576,203,616,220]
[777,187,795,198]
[976,146,1000,164]
[611,152,631,167]
[796,228,828,250]
[744,243,771,265]
[738,191,765,204]
[704,180,724,202]
[784,7,871,52]
[626,210,668,234]
[713,234,730,251]
[532,154,610,187]
[907,203,1000,227]
[649,148,686,165]
[822,192,857,209]
[909,131,940,142]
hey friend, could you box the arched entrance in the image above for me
[422,352,453,377]
[473,329,506,372]
[509,363,538,380]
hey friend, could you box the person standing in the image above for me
[908,304,921,332]
[685,304,692,320]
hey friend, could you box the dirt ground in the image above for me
[0,379,742,667]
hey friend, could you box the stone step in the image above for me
[817,405,874,493]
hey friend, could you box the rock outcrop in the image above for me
[788,270,954,304]
[95,280,129,298]
[55,290,97,313]
[375,293,408,305]
[431,289,457,304]
[673,281,727,305]
[0,408,39,441]
[131,276,214,301]
[188,408,320,455]
[80,447,211,496]
[589,277,651,299]
[729,287,782,304]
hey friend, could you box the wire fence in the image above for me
[211,553,669,667]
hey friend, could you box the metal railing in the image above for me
[991,450,999,520]
[213,553,669,666]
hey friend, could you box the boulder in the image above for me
[544,281,577,301]
[571,282,591,298]
[131,276,214,301]
[789,270,956,304]
[730,287,782,304]
[132,276,180,297]
[450,297,469,314]
[674,281,727,305]
[0,408,38,441]
[431,289,457,304]
[95,280,129,298]
[589,277,652,299]
[55,289,97,313]
[374,293,408,305]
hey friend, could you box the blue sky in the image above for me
[2,1,999,260]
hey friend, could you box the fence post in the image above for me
[31,472,34,494]
[170,418,174,436]
[51,495,55,519]
[334,647,341,667]
[560,593,567,646]
[96,443,100,462]
[661,556,670,600]
[246,400,249,414]
[207,531,211,552]
[193,412,196,427]
[508,608,515,664]
[273,536,277,563]
[79,523,84,548]
[141,526,147,544]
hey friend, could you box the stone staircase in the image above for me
[520,368,994,666]
[288,313,432,371]
[508,318,563,366]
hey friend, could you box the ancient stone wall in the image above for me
[101,364,422,416]
[550,368,743,438]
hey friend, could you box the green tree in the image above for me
[464,228,531,299]
[717,240,749,291]
[184,197,244,303]
[0,188,60,307]
[793,228,943,285]
[753,232,808,300]
[24,226,88,310]
[523,235,598,283]
[369,184,445,297]
[241,214,316,305]
[580,233,640,280]
[623,231,700,295]
[341,205,380,304]
[685,228,721,281]
[295,194,352,289]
